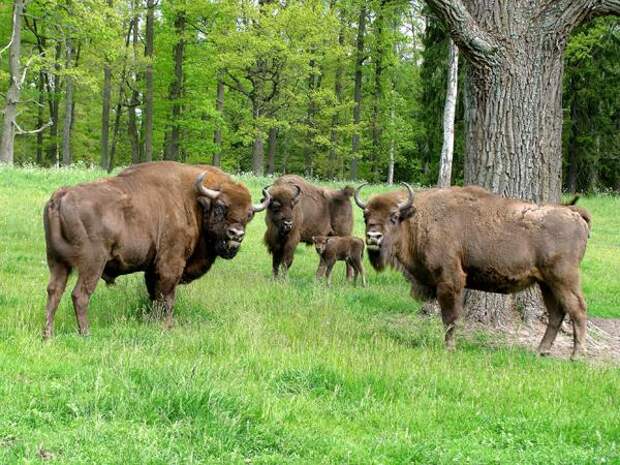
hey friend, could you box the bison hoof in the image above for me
[570,349,586,362]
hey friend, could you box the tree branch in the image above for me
[542,0,620,36]
[424,0,500,68]
[591,0,620,16]
[14,119,53,135]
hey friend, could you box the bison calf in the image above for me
[313,236,366,287]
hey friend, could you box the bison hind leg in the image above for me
[43,260,71,339]
[537,283,565,357]
[71,259,106,336]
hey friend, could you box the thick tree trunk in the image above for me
[351,4,367,180]
[0,0,25,165]
[328,20,345,179]
[266,126,278,175]
[61,38,74,166]
[437,39,459,188]
[46,43,63,165]
[143,0,155,162]
[425,0,620,325]
[100,0,113,170]
[164,10,185,161]
[212,78,225,166]
[371,0,386,180]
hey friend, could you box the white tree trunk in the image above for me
[437,39,458,188]
[0,0,25,165]
[387,106,395,185]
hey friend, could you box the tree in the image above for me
[425,0,620,322]
[143,0,156,162]
[350,3,367,180]
[437,39,458,187]
[164,6,186,161]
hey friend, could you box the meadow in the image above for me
[0,166,619,465]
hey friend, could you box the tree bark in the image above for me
[266,126,278,175]
[0,0,25,165]
[100,0,113,170]
[251,97,264,176]
[566,77,579,194]
[351,4,367,180]
[164,9,185,161]
[212,78,225,166]
[387,106,395,185]
[425,0,620,324]
[46,43,63,165]
[371,0,386,180]
[143,0,155,162]
[36,71,45,164]
[61,37,74,166]
[437,39,458,188]
[328,16,345,179]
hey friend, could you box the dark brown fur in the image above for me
[313,235,366,286]
[43,161,259,337]
[264,175,354,277]
[358,185,591,359]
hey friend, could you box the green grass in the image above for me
[0,166,619,465]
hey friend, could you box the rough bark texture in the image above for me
[266,126,278,175]
[350,4,367,180]
[144,0,155,162]
[328,17,345,179]
[0,0,24,165]
[212,78,224,167]
[100,0,113,170]
[387,106,394,185]
[164,10,186,161]
[62,38,74,167]
[437,39,459,188]
[128,10,141,165]
[36,71,45,164]
[426,0,620,324]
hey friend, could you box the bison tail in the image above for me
[44,190,84,261]
[563,195,580,206]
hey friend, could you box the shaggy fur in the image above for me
[358,184,591,359]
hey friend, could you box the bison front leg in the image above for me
[272,248,284,278]
[352,258,367,287]
[315,258,327,281]
[324,260,336,287]
[436,281,464,351]
[153,258,185,329]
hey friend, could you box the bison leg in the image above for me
[436,281,464,351]
[144,268,157,301]
[554,284,587,360]
[280,239,298,278]
[153,258,185,328]
[272,248,284,278]
[537,283,565,357]
[43,261,71,339]
[71,264,104,336]
[352,258,366,287]
[316,258,327,281]
[325,260,336,287]
[345,262,354,282]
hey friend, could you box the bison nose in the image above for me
[227,227,245,242]
[283,220,293,229]
[366,231,383,247]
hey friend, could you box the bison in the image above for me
[43,161,270,337]
[263,175,354,277]
[354,183,592,359]
[313,235,367,287]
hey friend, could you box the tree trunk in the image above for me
[387,106,395,185]
[212,78,225,166]
[437,39,459,188]
[328,18,345,180]
[100,0,113,170]
[425,0,620,325]
[128,9,141,165]
[351,4,367,180]
[566,78,579,194]
[143,0,155,162]
[46,43,63,166]
[266,126,278,175]
[371,0,387,180]
[61,38,74,166]
[36,71,45,164]
[0,0,25,165]
[164,10,185,161]
[251,100,264,176]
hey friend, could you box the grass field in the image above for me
[0,166,619,464]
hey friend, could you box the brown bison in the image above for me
[354,183,592,359]
[313,235,367,287]
[263,175,354,277]
[43,161,270,337]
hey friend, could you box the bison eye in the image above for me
[214,204,227,219]
[390,213,399,225]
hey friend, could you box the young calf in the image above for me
[313,236,367,287]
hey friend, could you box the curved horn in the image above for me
[195,172,220,200]
[398,182,414,211]
[354,182,369,209]
[252,185,272,212]
[291,184,301,202]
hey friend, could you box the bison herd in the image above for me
[43,161,592,359]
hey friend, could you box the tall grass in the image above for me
[0,166,618,464]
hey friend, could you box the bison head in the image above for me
[265,183,301,235]
[195,173,270,259]
[354,182,415,271]
[312,235,330,255]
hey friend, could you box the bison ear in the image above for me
[399,205,415,221]
[197,197,212,212]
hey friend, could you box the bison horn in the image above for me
[398,182,414,211]
[252,185,272,212]
[195,172,221,200]
[354,182,369,209]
